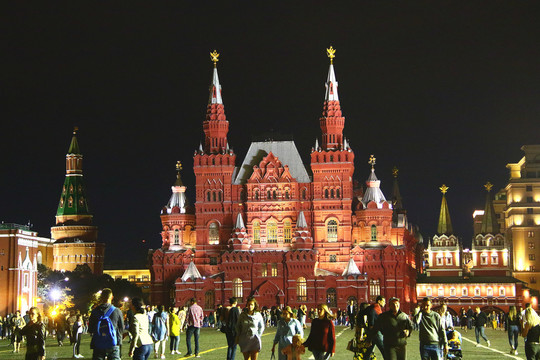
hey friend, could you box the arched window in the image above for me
[450,287,456,296]
[253,221,261,244]
[209,222,219,245]
[233,278,243,301]
[218,191,222,202]
[326,288,337,307]
[174,229,180,245]
[462,287,468,296]
[487,287,493,297]
[297,277,307,301]
[426,287,432,297]
[285,189,290,199]
[207,192,211,201]
[267,190,272,199]
[37,251,43,265]
[327,220,338,242]
[284,220,292,243]
[371,225,377,241]
[330,189,335,198]
[438,287,444,297]
[254,189,259,200]
[212,192,216,202]
[474,287,481,296]
[336,188,341,198]
[324,189,329,199]
[302,188,307,200]
[369,279,380,302]
[273,190,277,200]
[499,287,505,296]
[267,222,277,243]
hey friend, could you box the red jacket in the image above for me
[303,318,335,353]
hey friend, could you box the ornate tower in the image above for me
[311,47,354,270]
[160,162,196,251]
[51,128,104,274]
[425,185,462,276]
[193,51,236,263]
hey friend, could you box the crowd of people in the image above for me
[5,291,540,360]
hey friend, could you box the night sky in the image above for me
[2,2,540,266]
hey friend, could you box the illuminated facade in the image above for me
[51,129,105,274]
[418,185,525,313]
[506,145,540,290]
[150,49,421,312]
[0,223,54,314]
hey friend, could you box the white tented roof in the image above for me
[233,141,311,185]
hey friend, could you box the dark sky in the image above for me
[2,2,540,266]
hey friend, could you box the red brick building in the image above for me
[150,49,422,312]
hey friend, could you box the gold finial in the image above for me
[368,154,376,169]
[392,166,399,178]
[484,181,493,192]
[176,161,183,172]
[210,50,220,67]
[73,126,79,135]
[440,184,449,194]
[326,46,336,64]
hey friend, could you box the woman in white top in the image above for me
[236,297,265,360]
[129,298,154,360]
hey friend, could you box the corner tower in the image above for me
[51,128,104,274]
[193,51,236,263]
[310,47,354,271]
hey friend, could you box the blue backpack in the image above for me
[94,305,117,349]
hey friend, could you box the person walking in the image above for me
[272,306,304,360]
[11,310,26,353]
[352,302,372,360]
[369,297,412,360]
[506,305,521,355]
[151,305,169,359]
[88,288,125,360]
[128,297,154,360]
[414,297,447,360]
[185,298,204,358]
[347,300,357,330]
[297,305,307,329]
[473,307,490,347]
[73,314,84,358]
[303,304,335,360]
[522,307,540,360]
[363,296,385,360]
[223,297,240,360]
[235,297,265,360]
[21,307,46,360]
[168,307,181,355]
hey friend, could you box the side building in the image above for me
[150,49,422,312]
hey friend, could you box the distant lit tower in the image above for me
[51,128,104,274]
[310,47,354,270]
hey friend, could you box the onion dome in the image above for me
[361,155,390,209]
[162,161,192,214]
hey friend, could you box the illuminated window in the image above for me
[529,232,536,238]
[284,220,292,243]
[438,287,444,296]
[267,222,277,243]
[326,288,337,307]
[474,287,480,296]
[285,189,290,199]
[436,256,443,266]
[37,251,42,265]
[79,197,84,206]
[487,287,493,297]
[23,274,29,288]
[261,263,267,277]
[492,255,498,264]
[209,222,219,245]
[327,220,338,242]
[530,254,536,261]
[297,277,307,301]
[499,287,505,296]
[450,287,456,296]
[68,196,74,207]
[530,265,536,271]
[481,254,488,265]
[462,287,468,296]
[174,229,180,245]
[232,278,243,300]
[369,279,380,302]
[271,263,278,277]
[426,287,432,297]
[371,225,377,241]
[446,256,452,265]
[129,275,136,281]
[142,275,149,281]
[254,189,259,200]
[253,221,261,244]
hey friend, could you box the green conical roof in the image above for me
[68,127,81,154]
[56,175,91,216]
[437,185,453,235]
[480,182,500,235]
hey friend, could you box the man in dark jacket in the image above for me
[363,295,385,359]
[88,288,124,360]
[473,307,490,347]
[223,297,240,360]
[370,298,412,360]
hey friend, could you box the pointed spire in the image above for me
[391,166,404,210]
[229,213,250,250]
[68,127,81,154]
[361,155,388,208]
[292,211,313,250]
[320,46,345,150]
[437,184,453,235]
[315,138,319,150]
[480,182,500,234]
[235,213,245,229]
[165,161,190,214]
[342,258,361,276]
[297,211,308,228]
[181,261,202,282]
[204,50,229,153]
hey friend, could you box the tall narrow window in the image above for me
[261,263,267,277]
[232,278,243,301]
[174,229,180,245]
[205,290,215,310]
[369,279,380,302]
[273,190,277,200]
[209,222,219,245]
[267,222,277,243]
[284,220,292,243]
[336,188,341,198]
[207,192,211,201]
[371,225,377,241]
[267,190,272,199]
[326,288,337,307]
[327,220,338,242]
[302,189,307,200]
[331,189,335,198]
[253,221,261,244]
[297,277,307,301]
[212,192,216,202]
[218,191,222,201]
[325,189,329,198]
[271,263,278,277]
[254,189,259,200]
[285,189,290,199]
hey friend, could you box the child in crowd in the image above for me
[282,334,305,360]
